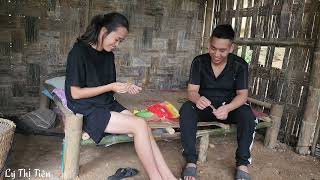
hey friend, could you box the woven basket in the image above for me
[0,118,16,177]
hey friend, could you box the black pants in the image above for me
[179,101,256,166]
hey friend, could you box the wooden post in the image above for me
[198,134,209,163]
[264,104,284,149]
[63,113,83,180]
[39,94,49,109]
[296,18,320,155]
[296,84,320,155]
[311,113,320,155]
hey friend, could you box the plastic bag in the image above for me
[147,101,179,119]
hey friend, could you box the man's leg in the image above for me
[179,101,214,180]
[179,101,199,164]
[228,104,256,170]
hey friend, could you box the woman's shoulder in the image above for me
[67,41,92,60]
[70,41,90,53]
[66,42,90,64]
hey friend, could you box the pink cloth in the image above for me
[52,88,70,111]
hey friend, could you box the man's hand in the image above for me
[196,96,211,110]
[213,104,230,120]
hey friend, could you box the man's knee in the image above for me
[179,101,196,115]
[232,105,256,126]
[179,101,199,130]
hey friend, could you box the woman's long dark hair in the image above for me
[77,12,129,45]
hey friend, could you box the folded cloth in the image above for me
[45,76,65,89]
[52,88,70,111]
[42,89,54,100]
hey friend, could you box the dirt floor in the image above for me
[4,91,320,180]
[3,133,319,180]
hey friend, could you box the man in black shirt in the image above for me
[180,25,256,180]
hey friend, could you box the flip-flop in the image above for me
[182,166,197,179]
[235,169,251,180]
[107,167,139,180]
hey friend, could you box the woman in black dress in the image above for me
[65,12,177,180]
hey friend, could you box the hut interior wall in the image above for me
[0,0,205,117]
[210,0,320,146]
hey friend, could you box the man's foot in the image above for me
[235,165,251,180]
[182,163,197,180]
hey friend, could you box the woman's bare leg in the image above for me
[148,130,177,179]
[121,110,177,180]
[105,112,162,180]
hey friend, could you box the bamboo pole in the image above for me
[296,15,320,155]
[264,104,284,149]
[247,97,272,108]
[63,113,83,180]
[201,0,213,53]
[234,39,315,48]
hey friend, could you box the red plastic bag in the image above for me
[147,101,179,120]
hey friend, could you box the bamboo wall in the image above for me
[0,0,205,117]
[210,0,320,146]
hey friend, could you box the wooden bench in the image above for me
[40,91,284,180]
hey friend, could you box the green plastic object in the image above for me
[135,110,154,118]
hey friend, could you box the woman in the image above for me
[65,12,177,180]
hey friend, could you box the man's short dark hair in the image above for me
[211,24,235,40]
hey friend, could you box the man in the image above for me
[180,24,256,180]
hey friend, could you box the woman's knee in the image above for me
[131,117,149,134]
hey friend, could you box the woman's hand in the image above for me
[111,82,130,93]
[111,82,142,94]
[127,84,142,94]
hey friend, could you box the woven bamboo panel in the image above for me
[0,0,205,116]
[210,0,320,146]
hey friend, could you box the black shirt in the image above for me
[65,41,116,112]
[189,53,248,106]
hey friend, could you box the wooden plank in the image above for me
[266,46,275,68]
[219,0,227,23]
[234,39,315,48]
[234,0,243,38]
[81,121,273,146]
[250,0,261,38]
[262,0,273,39]
[147,121,231,129]
[279,0,290,38]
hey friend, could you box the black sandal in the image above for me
[107,167,139,180]
[182,166,197,179]
[235,169,251,180]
